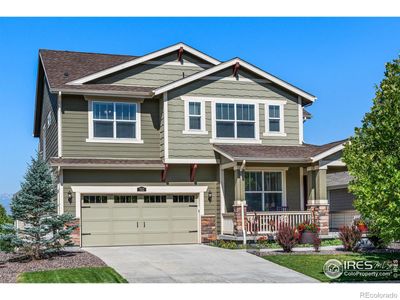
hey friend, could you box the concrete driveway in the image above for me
[85,244,318,283]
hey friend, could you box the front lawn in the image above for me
[264,253,399,282]
[17,267,127,283]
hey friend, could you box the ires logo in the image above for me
[323,259,398,280]
[343,260,374,270]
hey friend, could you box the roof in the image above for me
[49,158,164,169]
[67,42,220,84]
[303,109,312,119]
[153,57,317,102]
[213,140,346,163]
[39,49,153,95]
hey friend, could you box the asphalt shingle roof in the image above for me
[213,139,346,162]
[39,49,153,95]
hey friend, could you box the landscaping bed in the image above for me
[0,249,107,283]
[208,238,342,250]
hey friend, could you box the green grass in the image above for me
[17,267,128,283]
[264,253,399,282]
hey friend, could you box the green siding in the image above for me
[62,164,220,230]
[40,80,58,160]
[61,95,161,159]
[95,53,209,88]
[167,68,301,159]
[286,167,301,210]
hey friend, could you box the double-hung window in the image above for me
[91,101,139,141]
[265,103,285,135]
[184,101,206,134]
[245,171,285,211]
[216,103,256,139]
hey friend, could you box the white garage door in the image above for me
[81,194,199,247]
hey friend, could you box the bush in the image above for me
[276,224,299,252]
[367,228,389,249]
[209,240,240,249]
[339,225,362,252]
[312,234,321,252]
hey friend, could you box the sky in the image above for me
[0,17,399,194]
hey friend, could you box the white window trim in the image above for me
[210,99,260,144]
[244,168,287,211]
[264,101,286,137]
[86,100,143,144]
[183,99,208,135]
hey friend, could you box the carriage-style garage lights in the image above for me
[67,191,73,204]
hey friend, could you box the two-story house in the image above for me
[33,43,354,247]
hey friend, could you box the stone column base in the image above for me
[307,204,329,235]
[233,203,247,236]
[67,219,80,246]
[201,215,217,243]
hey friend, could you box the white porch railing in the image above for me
[246,211,312,234]
[222,213,235,235]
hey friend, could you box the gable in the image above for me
[67,43,220,85]
[154,58,316,103]
[167,67,298,103]
[93,53,211,88]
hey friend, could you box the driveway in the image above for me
[85,245,318,283]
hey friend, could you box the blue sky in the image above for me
[0,17,399,194]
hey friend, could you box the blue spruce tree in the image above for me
[0,153,77,259]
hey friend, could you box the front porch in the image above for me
[215,142,349,239]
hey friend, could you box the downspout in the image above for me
[240,160,247,245]
[57,91,62,157]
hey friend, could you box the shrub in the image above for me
[367,227,389,249]
[312,234,321,252]
[339,225,362,252]
[256,235,277,248]
[209,239,239,249]
[276,224,299,252]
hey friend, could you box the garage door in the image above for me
[81,194,199,247]
[329,188,358,230]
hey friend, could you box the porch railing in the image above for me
[246,211,312,234]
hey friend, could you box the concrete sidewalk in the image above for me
[85,244,319,283]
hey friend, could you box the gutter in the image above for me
[51,88,153,98]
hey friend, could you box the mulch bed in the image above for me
[0,249,106,283]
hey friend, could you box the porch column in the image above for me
[233,164,247,237]
[306,166,329,235]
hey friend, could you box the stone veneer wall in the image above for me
[68,219,81,246]
[233,204,247,236]
[201,215,217,242]
[308,205,330,235]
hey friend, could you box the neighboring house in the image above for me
[327,171,358,230]
[33,42,351,247]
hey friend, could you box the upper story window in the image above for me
[189,102,201,130]
[268,105,280,132]
[88,101,143,143]
[264,103,286,136]
[183,100,207,134]
[216,103,255,139]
